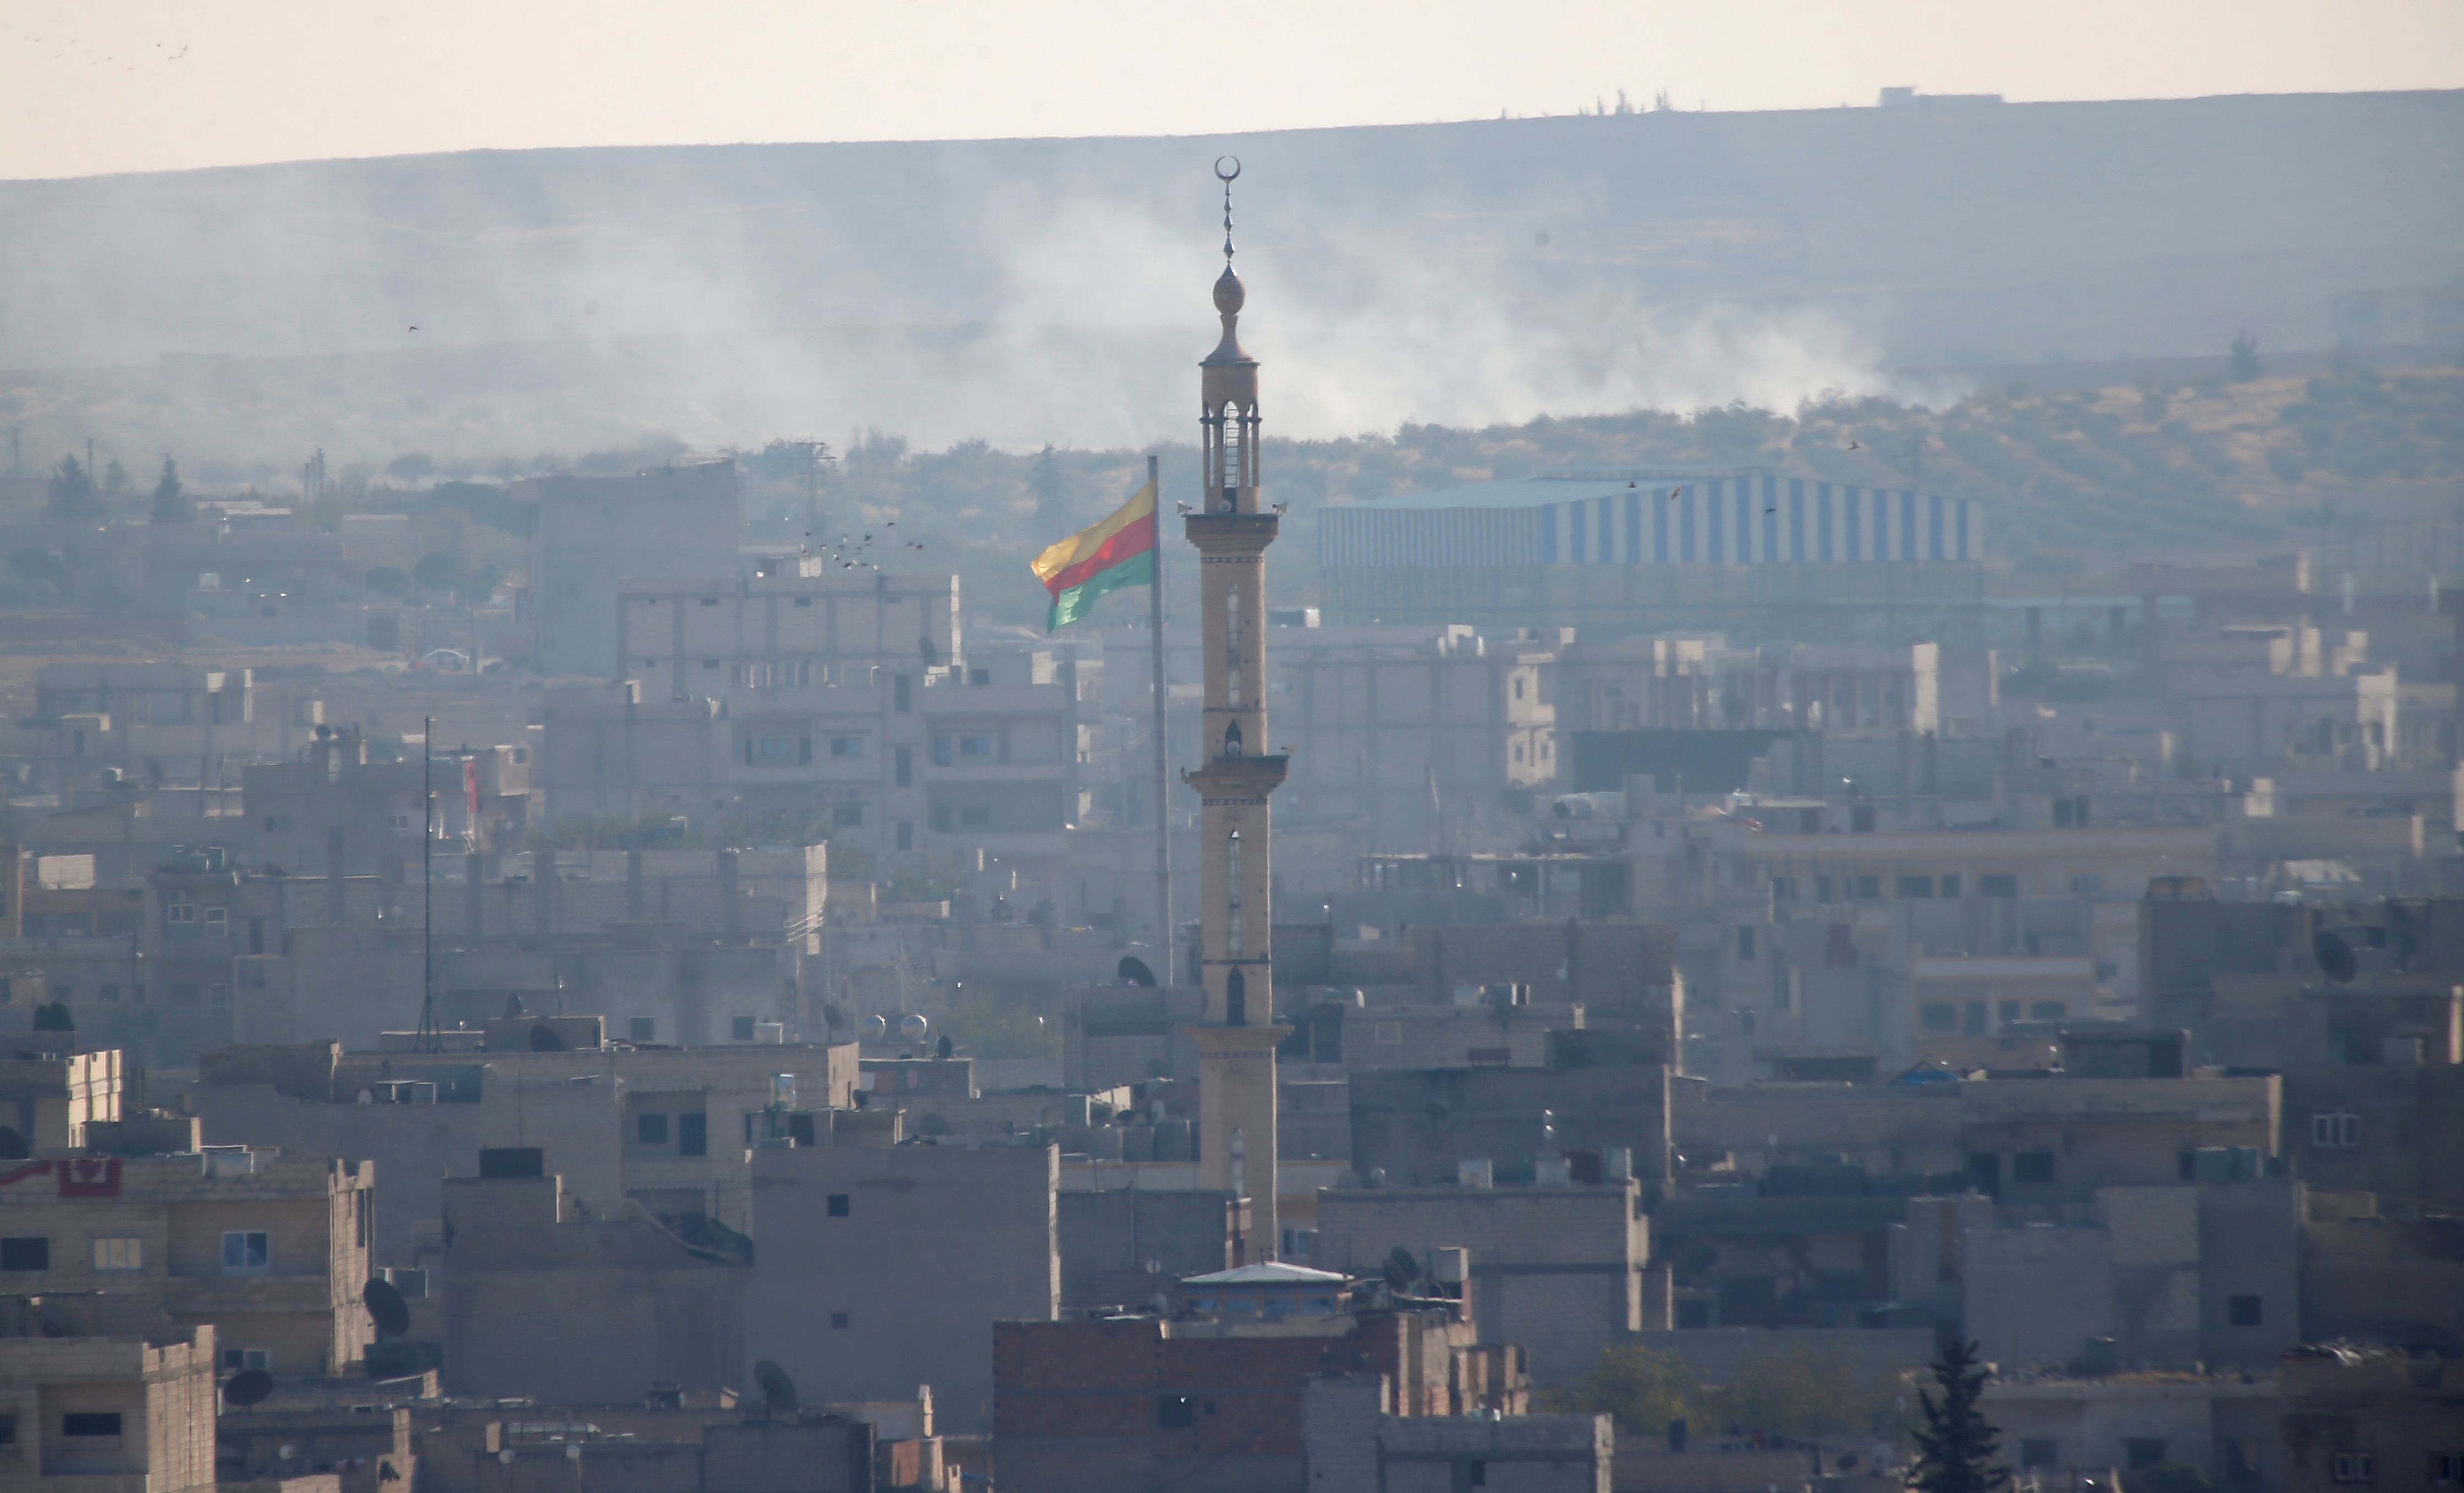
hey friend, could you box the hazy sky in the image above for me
[2,0,2458,180]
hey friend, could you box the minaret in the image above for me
[1183,158,1287,1261]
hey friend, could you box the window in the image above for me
[2125,1440,2168,1471]
[2333,1453,2375,1484]
[220,1347,271,1371]
[895,821,913,852]
[970,668,990,685]
[62,1414,122,1438]
[1897,875,1936,899]
[1854,875,1880,900]
[208,984,231,1012]
[676,1113,706,1157]
[2012,1151,2057,1185]
[390,814,414,831]
[0,1413,14,1446]
[894,745,912,787]
[1814,876,1833,903]
[1980,873,2019,898]
[827,1194,850,1217]
[1770,877,1794,902]
[264,814,290,832]
[732,1016,757,1042]
[700,597,720,607]
[2227,1294,2263,1327]
[960,735,991,758]
[960,806,991,827]
[2311,1112,2360,1148]
[1736,927,1755,960]
[0,1237,48,1271]
[1938,875,1962,898]
[629,1017,656,1043]
[637,1113,670,1146]
[2069,873,2105,896]
[2031,1001,2067,1022]
[221,1232,270,1275]
[1157,1395,1195,1429]
[2020,1440,2059,1470]
[204,907,228,933]
[830,736,861,757]
[933,737,953,766]
[1920,1003,1957,1032]
[167,901,196,924]
[757,737,796,759]
[834,805,864,827]
[91,1238,142,1271]
[829,1311,850,1329]
[1468,1461,1488,1486]
[2431,1453,2464,1485]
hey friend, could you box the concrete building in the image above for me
[1350,1066,1675,1191]
[0,1149,372,1377]
[0,1327,218,1493]
[191,1038,859,1264]
[538,643,1097,876]
[1302,1373,1610,1491]
[1984,1372,2280,1492]
[519,461,743,678]
[1180,221,1289,1256]
[2276,1344,2461,1493]
[993,1305,1522,1493]
[439,1162,748,1403]
[745,1143,1059,1433]
[1961,1181,2302,1374]
[1312,1179,1652,1387]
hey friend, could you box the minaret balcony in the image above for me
[1181,753,1288,799]
[1182,513,1280,547]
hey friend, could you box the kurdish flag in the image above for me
[1031,477,1156,632]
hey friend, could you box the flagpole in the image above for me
[1147,453,1173,982]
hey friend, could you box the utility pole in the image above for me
[417,714,441,1053]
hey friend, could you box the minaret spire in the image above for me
[1182,155,1287,1262]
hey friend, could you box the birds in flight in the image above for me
[806,522,925,572]
[25,36,188,68]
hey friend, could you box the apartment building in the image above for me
[518,461,743,678]
[0,1149,372,1377]
[541,630,1098,875]
[0,1329,218,1493]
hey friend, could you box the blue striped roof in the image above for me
[1342,466,1779,511]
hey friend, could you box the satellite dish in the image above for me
[754,1359,798,1416]
[862,1014,888,1041]
[2313,929,2357,983]
[363,1277,410,1338]
[1118,956,1157,987]
[223,1369,274,1408]
[529,1023,568,1052]
[899,1014,928,1042]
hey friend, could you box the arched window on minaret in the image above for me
[1226,831,1243,958]
[1214,402,1247,511]
[1226,968,1247,1027]
[1224,586,1244,708]
[1223,721,1243,757]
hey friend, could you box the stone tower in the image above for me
[1182,164,1286,1260]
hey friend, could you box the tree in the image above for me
[101,459,131,503]
[45,455,98,520]
[362,566,410,599]
[1907,1340,2008,1493]
[2229,332,2262,382]
[411,551,464,594]
[151,458,194,524]
[387,451,436,485]
[1726,1341,1896,1442]
[1550,1342,1701,1438]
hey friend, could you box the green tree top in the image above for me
[151,458,194,524]
[1548,1343,1701,1439]
[1907,1340,2008,1493]
[45,455,98,520]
